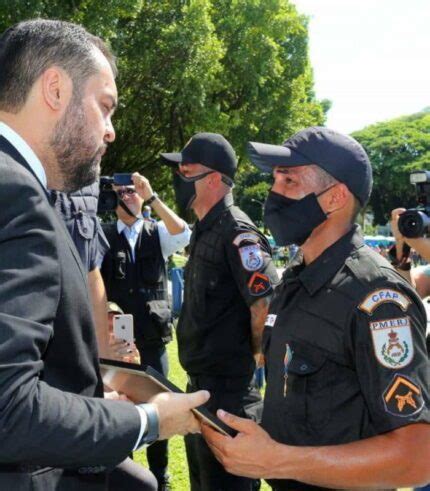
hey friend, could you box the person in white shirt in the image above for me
[101,172,191,490]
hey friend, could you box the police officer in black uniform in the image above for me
[51,182,117,358]
[51,182,109,271]
[101,172,191,490]
[161,133,279,491]
[203,127,430,489]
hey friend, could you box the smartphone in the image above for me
[113,314,134,343]
[113,173,133,186]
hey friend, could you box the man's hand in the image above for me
[254,353,265,368]
[201,409,278,479]
[149,390,210,440]
[391,208,407,261]
[104,390,130,402]
[107,336,141,365]
[132,172,154,202]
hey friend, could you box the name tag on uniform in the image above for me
[265,314,277,327]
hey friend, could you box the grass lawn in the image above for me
[133,329,271,490]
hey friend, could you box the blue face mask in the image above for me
[263,189,330,246]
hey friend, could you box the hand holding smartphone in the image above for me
[113,314,134,343]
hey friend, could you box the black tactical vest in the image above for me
[101,221,170,348]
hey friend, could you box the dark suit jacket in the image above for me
[0,136,141,490]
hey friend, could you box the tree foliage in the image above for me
[352,109,430,225]
[0,0,324,217]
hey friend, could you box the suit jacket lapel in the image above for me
[0,136,88,282]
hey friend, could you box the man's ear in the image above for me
[41,67,72,112]
[325,183,349,213]
[207,171,222,188]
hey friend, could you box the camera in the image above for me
[398,170,430,238]
[98,173,133,213]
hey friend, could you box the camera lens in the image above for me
[398,210,430,238]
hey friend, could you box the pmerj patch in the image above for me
[359,288,411,315]
[233,232,259,247]
[383,374,424,417]
[239,244,263,271]
[369,316,414,369]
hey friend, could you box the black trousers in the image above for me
[185,376,261,491]
[109,457,157,490]
[138,344,169,484]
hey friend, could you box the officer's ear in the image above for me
[324,183,349,214]
[208,172,223,189]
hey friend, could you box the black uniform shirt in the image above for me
[262,226,430,490]
[177,194,279,377]
[51,183,109,272]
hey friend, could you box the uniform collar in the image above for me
[0,122,47,188]
[117,214,144,234]
[196,193,234,232]
[286,225,364,296]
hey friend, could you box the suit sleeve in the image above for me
[0,162,140,468]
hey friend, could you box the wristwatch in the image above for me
[146,192,159,206]
[139,403,159,446]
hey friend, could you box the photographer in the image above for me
[101,172,191,490]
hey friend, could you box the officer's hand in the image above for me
[149,390,210,440]
[254,353,265,368]
[201,410,277,479]
[132,172,154,202]
[391,208,407,260]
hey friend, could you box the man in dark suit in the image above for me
[0,19,208,490]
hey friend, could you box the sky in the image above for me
[292,0,430,134]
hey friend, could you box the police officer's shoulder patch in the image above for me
[358,288,411,315]
[233,232,260,247]
[239,244,263,271]
[383,374,424,417]
[248,272,271,296]
[369,316,414,369]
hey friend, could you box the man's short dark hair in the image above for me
[0,19,117,113]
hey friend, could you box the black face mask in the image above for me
[264,190,328,246]
[174,170,214,212]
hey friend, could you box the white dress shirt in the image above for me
[117,215,191,261]
[0,122,47,188]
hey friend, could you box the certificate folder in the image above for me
[99,358,236,437]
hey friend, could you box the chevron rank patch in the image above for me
[239,244,263,271]
[369,317,414,369]
[248,272,271,296]
[359,288,411,315]
[383,374,424,417]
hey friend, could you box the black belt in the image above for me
[0,463,106,475]
[187,374,251,392]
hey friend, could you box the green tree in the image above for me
[0,0,325,211]
[352,109,430,225]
